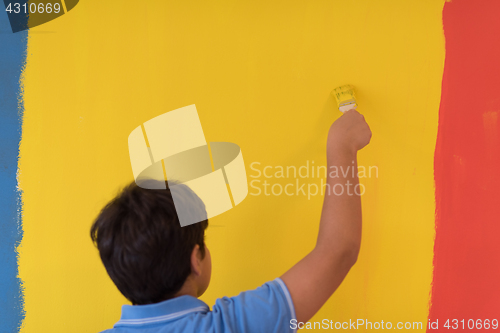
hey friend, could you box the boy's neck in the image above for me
[174,276,199,298]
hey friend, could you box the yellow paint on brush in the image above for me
[332,84,358,112]
[18,1,446,332]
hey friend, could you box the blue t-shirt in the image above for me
[102,278,297,333]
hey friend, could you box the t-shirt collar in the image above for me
[115,295,210,327]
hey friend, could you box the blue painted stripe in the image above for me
[0,10,27,333]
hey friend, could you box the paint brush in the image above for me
[332,85,358,113]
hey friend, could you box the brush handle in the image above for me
[339,103,358,113]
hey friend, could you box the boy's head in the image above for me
[90,180,210,305]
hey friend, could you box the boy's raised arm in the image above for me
[280,109,372,324]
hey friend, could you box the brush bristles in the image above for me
[332,85,356,105]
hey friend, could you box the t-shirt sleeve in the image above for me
[211,277,297,333]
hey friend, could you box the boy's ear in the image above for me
[190,244,202,276]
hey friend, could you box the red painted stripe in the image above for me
[430,0,500,330]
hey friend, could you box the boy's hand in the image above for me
[327,109,372,156]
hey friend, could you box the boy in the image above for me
[91,109,371,332]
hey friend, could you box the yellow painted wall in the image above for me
[18,1,445,331]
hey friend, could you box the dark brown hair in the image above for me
[90,180,208,305]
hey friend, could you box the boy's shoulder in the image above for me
[102,278,296,333]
